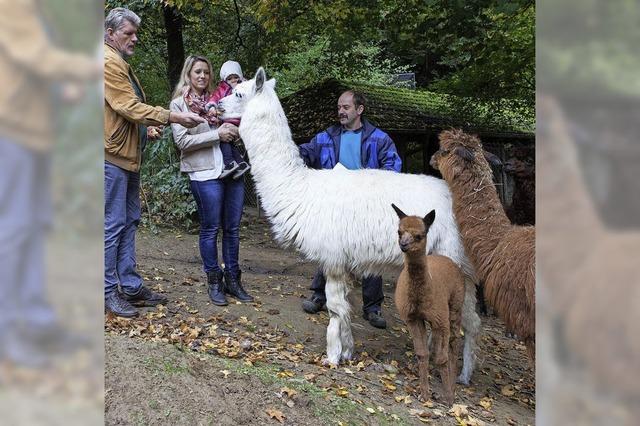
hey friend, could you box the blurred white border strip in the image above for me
[538,0,640,423]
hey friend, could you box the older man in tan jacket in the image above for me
[104,7,208,317]
[0,0,105,366]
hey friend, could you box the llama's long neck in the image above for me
[448,167,513,274]
[404,252,432,314]
[537,95,603,279]
[239,89,310,238]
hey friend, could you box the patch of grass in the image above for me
[131,410,147,426]
[198,353,412,425]
[139,342,412,424]
[142,355,190,376]
[162,360,190,375]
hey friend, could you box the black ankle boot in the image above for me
[223,270,254,302]
[207,271,228,306]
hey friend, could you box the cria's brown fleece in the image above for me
[431,129,535,363]
[393,207,464,405]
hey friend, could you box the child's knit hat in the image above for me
[220,60,244,82]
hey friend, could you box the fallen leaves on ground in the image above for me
[448,404,486,426]
[106,254,535,426]
[280,386,297,398]
[265,408,285,423]
[479,397,493,410]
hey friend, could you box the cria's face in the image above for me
[397,218,427,253]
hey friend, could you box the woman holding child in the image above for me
[170,55,254,306]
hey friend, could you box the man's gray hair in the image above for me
[104,7,141,39]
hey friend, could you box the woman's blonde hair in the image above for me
[172,55,214,100]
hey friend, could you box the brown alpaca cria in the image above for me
[392,205,464,405]
[430,129,535,362]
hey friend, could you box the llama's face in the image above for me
[430,129,499,181]
[217,93,242,120]
[219,67,276,118]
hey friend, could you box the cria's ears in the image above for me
[255,67,276,93]
[423,210,436,229]
[391,203,406,219]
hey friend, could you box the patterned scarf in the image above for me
[183,88,218,126]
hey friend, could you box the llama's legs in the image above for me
[325,277,351,365]
[337,278,353,361]
[525,337,536,366]
[339,316,354,361]
[458,278,480,385]
[406,320,431,401]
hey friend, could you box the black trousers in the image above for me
[309,268,384,314]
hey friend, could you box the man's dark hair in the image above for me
[342,90,367,110]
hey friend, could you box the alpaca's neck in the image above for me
[450,171,512,265]
[404,252,432,305]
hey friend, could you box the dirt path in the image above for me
[105,208,534,425]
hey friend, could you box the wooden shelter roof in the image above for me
[281,79,535,142]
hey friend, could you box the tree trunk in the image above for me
[162,4,184,93]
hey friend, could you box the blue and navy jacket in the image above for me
[299,119,402,172]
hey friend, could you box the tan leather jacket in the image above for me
[0,0,97,151]
[104,43,169,171]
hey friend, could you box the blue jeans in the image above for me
[190,178,244,275]
[220,142,244,167]
[104,161,142,296]
[0,139,55,333]
[310,269,385,315]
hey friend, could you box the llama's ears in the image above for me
[454,146,474,162]
[255,67,266,93]
[391,203,407,219]
[483,150,502,167]
[266,78,276,91]
[423,210,436,229]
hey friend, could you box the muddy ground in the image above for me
[105,208,534,425]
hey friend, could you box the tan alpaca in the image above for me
[431,129,535,362]
[392,205,464,405]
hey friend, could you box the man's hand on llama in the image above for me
[218,123,239,143]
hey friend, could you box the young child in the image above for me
[206,60,250,179]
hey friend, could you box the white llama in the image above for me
[220,68,481,384]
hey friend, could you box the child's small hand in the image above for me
[205,103,218,115]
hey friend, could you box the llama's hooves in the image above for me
[456,375,470,386]
[322,357,339,367]
[340,350,353,362]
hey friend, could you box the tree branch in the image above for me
[232,0,247,52]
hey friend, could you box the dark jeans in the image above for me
[220,141,244,167]
[190,177,244,275]
[0,139,56,333]
[104,161,142,296]
[310,269,384,314]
